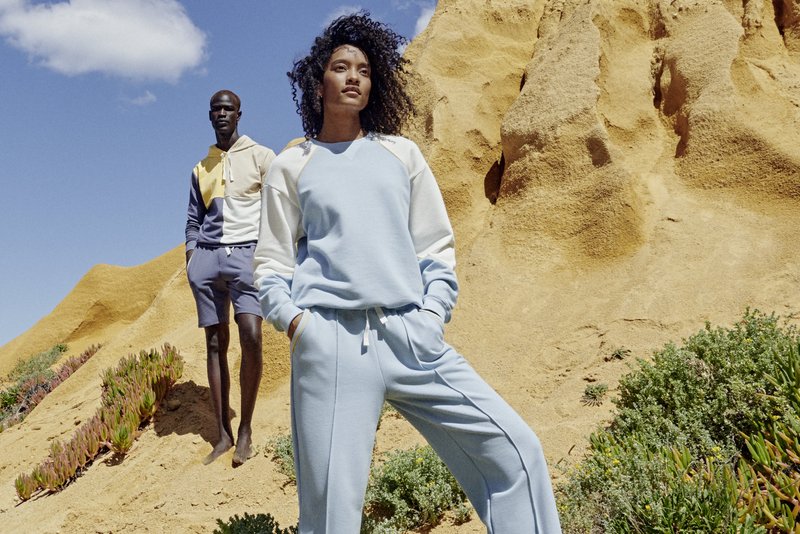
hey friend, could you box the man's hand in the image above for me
[185,249,194,266]
[287,312,303,340]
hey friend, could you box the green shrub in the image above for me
[558,310,798,533]
[559,432,748,533]
[213,512,297,534]
[139,389,157,420]
[264,437,472,532]
[362,445,469,533]
[1,387,18,411]
[607,347,631,361]
[266,434,295,482]
[452,501,472,525]
[612,310,792,456]
[7,344,67,382]
[110,421,135,454]
[1,344,100,431]
[641,448,746,534]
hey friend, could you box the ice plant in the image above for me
[15,344,183,502]
[14,474,36,501]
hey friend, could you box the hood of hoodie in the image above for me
[206,134,257,158]
[203,135,261,186]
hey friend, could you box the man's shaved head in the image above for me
[210,89,241,110]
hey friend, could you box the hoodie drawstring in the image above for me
[222,152,234,183]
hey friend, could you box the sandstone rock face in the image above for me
[403,0,542,238]
[499,1,645,258]
[661,1,800,199]
[406,0,800,258]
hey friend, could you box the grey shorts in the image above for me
[186,244,262,327]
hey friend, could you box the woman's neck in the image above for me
[316,114,364,143]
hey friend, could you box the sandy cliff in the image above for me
[1,1,799,531]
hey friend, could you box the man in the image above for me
[185,89,275,465]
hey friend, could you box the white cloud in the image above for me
[0,0,206,83]
[323,5,363,27]
[413,3,434,36]
[127,89,156,105]
[390,0,416,10]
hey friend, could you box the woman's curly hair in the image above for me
[288,11,414,138]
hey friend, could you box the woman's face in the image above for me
[319,44,371,117]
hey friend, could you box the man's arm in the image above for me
[185,171,205,264]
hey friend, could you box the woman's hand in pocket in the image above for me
[288,312,304,340]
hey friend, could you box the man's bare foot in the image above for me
[232,430,256,466]
[202,435,233,465]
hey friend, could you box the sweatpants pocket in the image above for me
[400,307,446,363]
[290,309,312,356]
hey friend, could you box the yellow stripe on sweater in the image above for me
[195,153,226,208]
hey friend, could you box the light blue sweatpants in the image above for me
[288,304,562,533]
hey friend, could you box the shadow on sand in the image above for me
[153,380,237,450]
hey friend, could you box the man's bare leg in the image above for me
[233,313,263,465]
[203,323,234,465]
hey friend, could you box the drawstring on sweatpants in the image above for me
[363,312,371,347]
[362,308,388,348]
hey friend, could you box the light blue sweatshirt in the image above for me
[253,133,458,332]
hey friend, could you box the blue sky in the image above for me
[0,0,436,347]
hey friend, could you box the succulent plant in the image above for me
[14,473,37,501]
[15,344,183,502]
[139,389,157,420]
[736,343,800,532]
[111,423,134,454]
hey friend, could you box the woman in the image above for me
[253,12,562,533]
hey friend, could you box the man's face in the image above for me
[319,44,371,115]
[209,93,241,137]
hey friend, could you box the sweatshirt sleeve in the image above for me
[407,144,459,323]
[253,157,305,332]
[185,171,205,252]
[258,147,276,183]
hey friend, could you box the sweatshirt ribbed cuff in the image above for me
[276,302,304,332]
[422,297,448,323]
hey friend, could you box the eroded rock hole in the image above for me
[774,0,786,36]
[484,154,505,204]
